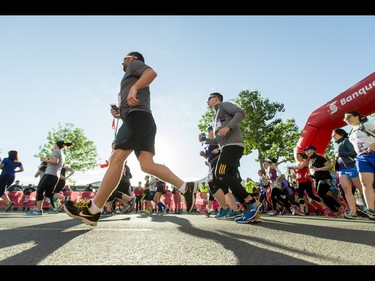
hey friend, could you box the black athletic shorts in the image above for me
[115,111,156,158]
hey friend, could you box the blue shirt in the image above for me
[1,158,22,176]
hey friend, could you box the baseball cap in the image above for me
[264,157,273,163]
[304,145,316,151]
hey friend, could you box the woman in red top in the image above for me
[288,152,327,215]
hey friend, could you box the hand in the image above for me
[110,108,120,118]
[212,148,219,154]
[198,133,205,142]
[367,144,375,153]
[218,127,230,137]
[127,87,139,106]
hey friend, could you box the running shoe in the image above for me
[64,200,101,226]
[26,209,43,215]
[183,182,198,213]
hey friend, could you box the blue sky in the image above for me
[1,16,374,187]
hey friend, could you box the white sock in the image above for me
[179,182,187,193]
[89,201,102,214]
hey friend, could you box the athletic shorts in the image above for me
[356,152,375,174]
[115,111,156,158]
[339,167,359,179]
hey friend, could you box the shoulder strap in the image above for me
[360,122,375,138]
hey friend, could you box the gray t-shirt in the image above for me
[45,149,65,177]
[206,101,245,148]
[118,60,152,118]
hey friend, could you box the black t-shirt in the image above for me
[308,153,332,181]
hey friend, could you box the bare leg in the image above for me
[138,151,184,189]
[225,192,240,211]
[212,189,227,209]
[1,194,11,204]
[93,149,132,208]
[359,172,375,210]
[340,175,357,213]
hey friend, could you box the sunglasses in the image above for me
[207,96,215,102]
[344,114,353,121]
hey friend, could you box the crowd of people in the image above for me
[1,51,375,227]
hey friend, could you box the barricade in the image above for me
[0,190,205,212]
[0,191,51,211]
[0,191,23,209]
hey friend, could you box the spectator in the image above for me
[133,181,144,213]
[23,184,36,211]
[62,185,71,192]
[85,184,94,192]
[7,180,23,191]
[23,184,36,194]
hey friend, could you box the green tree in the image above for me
[235,90,300,168]
[198,110,215,133]
[35,123,99,172]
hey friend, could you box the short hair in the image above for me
[209,92,223,102]
[127,51,145,63]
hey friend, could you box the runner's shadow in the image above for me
[0,217,90,265]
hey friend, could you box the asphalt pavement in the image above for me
[1,211,375,267]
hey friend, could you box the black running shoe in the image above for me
[64,200,101,226]
[183,182,198,213]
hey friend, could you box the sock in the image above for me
[89,201,102,214]
[157,202,164,211]
[179,182,187,193]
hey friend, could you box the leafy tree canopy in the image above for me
[34,123,99,172]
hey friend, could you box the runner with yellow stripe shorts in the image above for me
[202,92,262,224]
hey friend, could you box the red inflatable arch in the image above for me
[295,72,375,157]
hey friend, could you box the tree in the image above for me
[235,90,300,168]
[198,110,215,133]
[34,123,99,172]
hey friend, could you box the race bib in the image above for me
[208,172,213,182]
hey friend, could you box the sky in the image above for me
[1,15,375,188]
